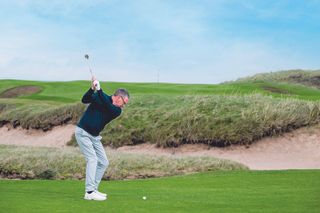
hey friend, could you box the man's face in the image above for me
[113,95,129,108]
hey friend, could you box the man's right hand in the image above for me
[93,80,101,90]
[91,76,97,90]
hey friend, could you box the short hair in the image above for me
[114,88,130,99]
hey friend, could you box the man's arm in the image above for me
[89,80,121,112]
[81,76,98,104]
[95,89,120,112]
[81,88,95,103]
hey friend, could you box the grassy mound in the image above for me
[78,94,320,147]
[0,145,247,180]
[0,102,84,130]
[236,69,320,88]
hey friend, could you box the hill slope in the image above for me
[236,69,320,88]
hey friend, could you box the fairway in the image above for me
[2,79,320,103]
[1,170,319,213]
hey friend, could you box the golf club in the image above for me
[84,54,94,78]
[84,54,98,88]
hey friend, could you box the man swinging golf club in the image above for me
[75,76,129,201]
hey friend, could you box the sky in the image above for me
[0,0,319,84]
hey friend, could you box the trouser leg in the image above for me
[92,136,109,190]
[75,127,97,192]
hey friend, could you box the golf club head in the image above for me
[84,54,94,77]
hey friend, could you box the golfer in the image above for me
[75,77,129,201]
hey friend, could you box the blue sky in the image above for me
[0,0,319,84]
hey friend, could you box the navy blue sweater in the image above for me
[77,88,122,136]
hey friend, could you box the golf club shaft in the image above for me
[84,54,97,88]
[86,60,93,77]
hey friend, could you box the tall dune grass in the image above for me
[2,94,320,147]
[99,94,320,147]
[0,103,84,130]
[0,145,247,180]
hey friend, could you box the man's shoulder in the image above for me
[101,91,111,99]
[114,105,122,115]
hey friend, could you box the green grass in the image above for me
[1,74,319,212]
[0,170,319,213]
[2,77,320,101]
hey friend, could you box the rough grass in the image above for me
[0,145,247,180]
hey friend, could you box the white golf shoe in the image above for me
[95,190,107,197]
[84,191,106,201]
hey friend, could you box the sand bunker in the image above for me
[118,135,320,170]
[0,86,42,98]
[0,124,320,170]
[0,124,74,148]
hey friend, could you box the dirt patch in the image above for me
[0,86,42,98]
[261,86,292,94]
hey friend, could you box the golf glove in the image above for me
[93,80,100,90]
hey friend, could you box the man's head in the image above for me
[112,88,130,108]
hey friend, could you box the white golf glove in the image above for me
[93,80,100,90]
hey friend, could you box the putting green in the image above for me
[1,170,319,213]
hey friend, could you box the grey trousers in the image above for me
[75,126,109,192]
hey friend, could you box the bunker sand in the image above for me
[0,124,320,170]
